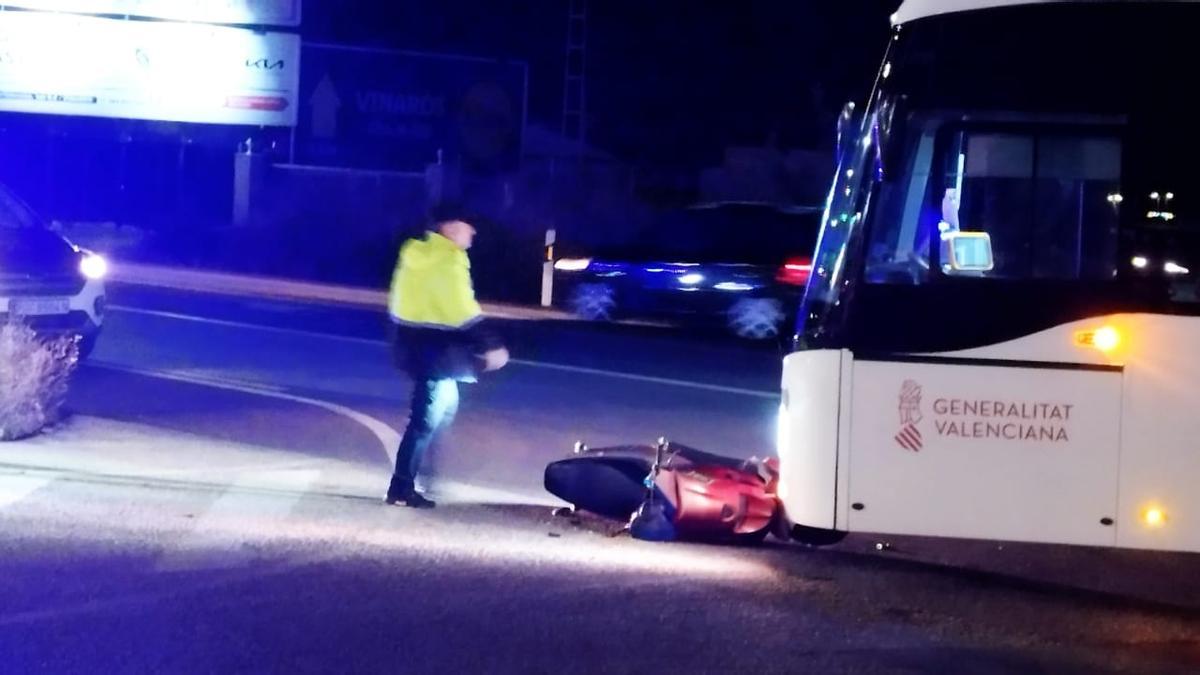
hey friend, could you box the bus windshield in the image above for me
[797,3,1200,347]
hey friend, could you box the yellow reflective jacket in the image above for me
[388,232,496,380]
[389,232,483,328]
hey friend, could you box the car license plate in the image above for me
[9,297,70,316]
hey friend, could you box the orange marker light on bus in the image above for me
[1075,326,1121,353]
[1143,507,1167,528]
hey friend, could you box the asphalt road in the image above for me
[1,283,1198,674]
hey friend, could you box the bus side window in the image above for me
[1034,136,1121,280]
[954,133,1034,278]
[931,130,1120,281]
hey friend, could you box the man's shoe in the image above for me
[405,492,437,509]
[384,492,436,509]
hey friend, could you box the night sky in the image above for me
[303,1,900,168]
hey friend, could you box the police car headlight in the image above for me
[80,253,108,280]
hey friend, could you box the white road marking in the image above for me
[508,358,778,399]
[155,468,321,572]
[0,474,53,509]
[90,361,402,454]
[108,305,384,347]
[107,305,779,399]
[88,362,540,506]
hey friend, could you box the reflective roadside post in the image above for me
[541,228,557,307]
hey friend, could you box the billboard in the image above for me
[0,12,300,126]
[295,45,527,173]
[0,0,301,27]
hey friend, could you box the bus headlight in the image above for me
[776,402,788,454]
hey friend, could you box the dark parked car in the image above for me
[0,183,107,357]
[552,202,822,339]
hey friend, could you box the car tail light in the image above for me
[776,257,813,286]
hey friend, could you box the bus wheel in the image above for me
[790,524,848,547]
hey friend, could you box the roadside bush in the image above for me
[0,322,78,441]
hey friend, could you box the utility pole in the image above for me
[544,0,589,307]
[562,0,588,163]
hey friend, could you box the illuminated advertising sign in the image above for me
[0,12,300,126]
[296,45,527,173]
[0,0,301,27]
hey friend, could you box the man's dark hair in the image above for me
[428,201,476,229]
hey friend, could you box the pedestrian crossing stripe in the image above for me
[154,469,322,572]
[0,474,53,509]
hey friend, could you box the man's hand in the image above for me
[482,347,510,372]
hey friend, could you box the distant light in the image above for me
[678,273,705,285]
[1107,193,1124,205]
[553,258,591,272]
[882,62,892,79]
[845,169,855,179]
[1150,191,1160,200]
[715,281,754,292]
[1131,256,1149,269]
[1143,507,1167,528]
[1165,192,1175,201]
[1164,261,1190,275]
[79,254,108,280]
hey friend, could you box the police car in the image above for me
[0,183,106,358]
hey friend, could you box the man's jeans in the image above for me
[389,379,459,498]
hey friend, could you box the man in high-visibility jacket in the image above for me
[385,208,509,508]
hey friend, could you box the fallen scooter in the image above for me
[544,438,781,544]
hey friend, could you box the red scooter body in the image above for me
[544,440,780,543]
[663,461,779,538]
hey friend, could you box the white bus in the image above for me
[776,0,1200,552]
